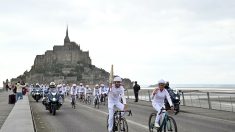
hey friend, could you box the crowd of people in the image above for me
[5,77,175,131]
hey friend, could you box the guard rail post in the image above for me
[182,91,186,106]
[207,92,212,109]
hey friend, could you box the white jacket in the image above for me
[93,88,100,96]
[108,86,126,104]
[151,88,173,106]
[99,87,108,94]
[70,87,77,95]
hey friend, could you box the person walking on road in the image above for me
[133,81,140,102]
[16,81,24,101]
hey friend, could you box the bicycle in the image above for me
[148,108,177,132]
[94,94,100,109]
[107,110,132,132]
[71,95,76,109]
[100,93,107,105]
[85,94,92,105]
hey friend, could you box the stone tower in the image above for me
[64,26,70,45]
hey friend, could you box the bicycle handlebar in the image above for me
[114,110,132,116]
[159,108,177,115]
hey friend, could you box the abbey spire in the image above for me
[64,25,70,45]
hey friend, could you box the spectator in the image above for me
[133,81,140,102]
[6,84,9,92]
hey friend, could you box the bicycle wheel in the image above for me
[118,118,128,132]
[148,113,158,132]
[164,116,177,132]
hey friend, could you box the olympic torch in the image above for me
[109,64,114,91]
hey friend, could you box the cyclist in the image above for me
[107,76,127,132]
[99,84,107,103]
[78,83,85,101]
[85,85,92,102]
[70,84,78,105]
[57,84,65,102]
[93,84,100,104]
[151,79,173,128]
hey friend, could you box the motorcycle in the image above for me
[45,89,62,115]
[32,88,42,102]
[165,88,180,114]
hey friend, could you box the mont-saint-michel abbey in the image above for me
[12,27,131,87]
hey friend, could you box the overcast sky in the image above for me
[1,0,235,87]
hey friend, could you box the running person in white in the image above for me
[151,79,173,128]
[108,76,127,132]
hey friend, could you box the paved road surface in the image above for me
[0,91,14,129]
[29,96,235,132]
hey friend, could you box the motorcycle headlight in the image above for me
[52,98,56,101]
[175,96,179,100]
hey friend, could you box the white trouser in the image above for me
[108,101,124,132]
[71,95,76,102]
[152,102,165,124]
[85,93,92,100]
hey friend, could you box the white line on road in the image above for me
[77,102,149,130]
[183,113,235,124]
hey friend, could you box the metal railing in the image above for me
[125,89,235,112]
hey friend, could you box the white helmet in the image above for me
[57,84,62,88]
[100,84,105,87]
[95,84,99,87]
[158,79,165,84]
[79,83,83,86]
[49,82,56,88]
[85,85,89,88]
[113,76,122,82]
[72,84,76,87]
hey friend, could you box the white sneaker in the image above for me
[154,122,160,128]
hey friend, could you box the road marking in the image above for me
[77,102,149,130]
[183,113,235,124]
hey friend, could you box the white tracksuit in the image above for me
[70,87,77,102]
[108,86,127,132]
[99,86,108,94]
[85,87,92,100]
[93,88,100,103]
[151,88,173,124]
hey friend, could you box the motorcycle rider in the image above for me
[48,82,62,104]
[107,76,127,132]
[151,79,173,128]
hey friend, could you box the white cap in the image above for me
[158,79,165,84]
[72,84,76,87]
[79,83,83,86]
[113,76,122,82]
[85,85,89,88]
[100,84,104,87]
[95,84,99,87]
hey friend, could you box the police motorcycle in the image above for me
[165,87,181,114]
[31,83,43,102]
[44,82,63,115]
